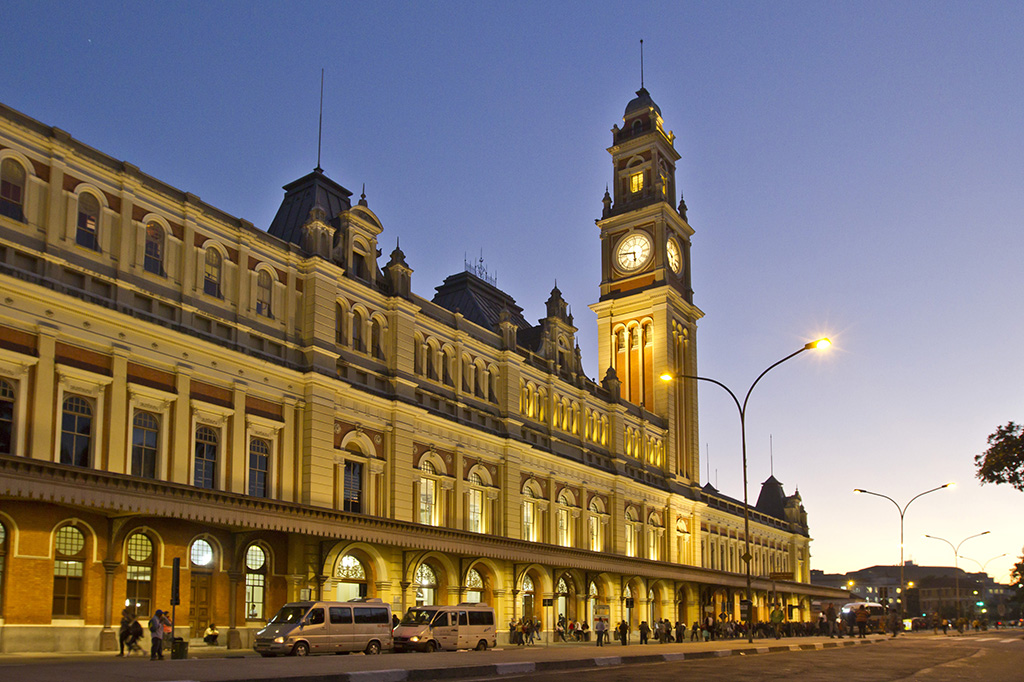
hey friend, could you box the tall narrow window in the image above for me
[371,319,384,359]
[522,488,538,543]
[256,270,273,317]
[76,193,100,250]
[630,171,644,194]
[351,310,364,352]
[467,487,483,534]
[131,411,159,479]
[125,532,154,617]
[248,438,269,497]
[60,396,92,467]
[144,222,164,275]
[625,509,638,558]
[418,461,437,526]
[588,501,603,552]
[0,379,14,455]
[335,304,347,345]
[194,426,218,490]
[53,525,85,616]
[245,545,266,620]
[203,249,222,298]
[556,508,570,547]
[343,460,362,513]
[0,158,26,222]
[414,563,437,607]
[0,522,7,616]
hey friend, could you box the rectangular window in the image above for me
[467,488,482,533]
[245,573,265,619]
[329,606,352,624]
[419,477,436,525]
[0,380,14,455]
[625,525,637,558]
[630,171,644,194]
[343,461,363,513]
[126,565,152,617]
[557,508,570,547]
[353,607,389,624]
[522,501,536,542]
[588,516,601,552]
[468,610,494,626]
[53,560,83,616]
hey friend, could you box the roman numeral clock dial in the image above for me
[615,232,652,272]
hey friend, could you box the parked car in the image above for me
[254,598,392,656]
[393,603,496,652]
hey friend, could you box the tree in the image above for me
[975,422,1024,492]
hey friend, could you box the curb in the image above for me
[231,638,886,682]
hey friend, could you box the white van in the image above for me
[254,598,392,656]
[393,603,496,652]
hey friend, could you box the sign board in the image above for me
[768,572,791,581]
[595,604,611,619]
[740,599,751,620]
[625,598,635,609]
[542,598,553,607]
[300,588,312,601]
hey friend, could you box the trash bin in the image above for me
[170,637,189,659]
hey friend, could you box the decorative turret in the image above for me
[382,239,412,298]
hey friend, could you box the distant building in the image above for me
[0,88,846,653]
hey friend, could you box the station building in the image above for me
[0,87,845,652]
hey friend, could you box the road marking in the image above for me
[494,662,535,674]
[1000,638,1019,643]
[975,637,998,641]
[349,671,407,682]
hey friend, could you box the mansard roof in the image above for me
[755,474,788,519]
[267,169,353,246]
[432,270,531,332]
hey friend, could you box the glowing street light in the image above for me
[661,337,831,643]
[924,531,991,620]
[959,553,1007,574]
[852,483,954,621]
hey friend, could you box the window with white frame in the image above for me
[248,438,270,497]
[625,508,639,558]
[335,554,367,601]
[0,379,14,455]
[53,525,85,616]
[588,500,603,552]
[194,426,218,490]
[522,486,539,542]
[418,460,438,526]
[144,222,164,276]
[203,249,222,298]
[256,270,273,318]
[125,532,154,617]
[465,567,484,603]
[555,492,573,547]
[131,411,159,479]
[647,513,662,561]
[60,396,93,467]
[343,460,363,513]
[415,563,437,606]
[466,469,488,534]
[245,545,267,619]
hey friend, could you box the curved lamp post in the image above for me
[925,531,990,620]
[959,553,1007,574]
[661,337,831,643]
[852,483,953,620]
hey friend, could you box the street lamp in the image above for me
[661,337,831,643]
[959,553,1007,574]
[852,483,954,620]
[924,531,991,620]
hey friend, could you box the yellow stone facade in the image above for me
[0,93,840,653]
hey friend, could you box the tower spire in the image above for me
[640,39,644,89]
[316,68,324,173]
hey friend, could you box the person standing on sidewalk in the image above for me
[769,605,785,640]
[148,610,165,660]
[855,605,868,638]
[618,620,629,645]
[594,617,605,646]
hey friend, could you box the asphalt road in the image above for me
[0,631,1020,682]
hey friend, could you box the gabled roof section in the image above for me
[267,169,353,246]
[432,270,530,332]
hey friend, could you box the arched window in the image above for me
[465,568,484,603]
[248,438,270,497]
[371,318,384,360]
[0,379,14,455]
[0,158,26,222]
[203,249,222,298]
[556,493,572,547]
[125,532,154,617]
[521,574,535,620]
[351,241,369,280]
[335,303,347,345]
[335,554,368,601]
[588,501,603,552]
[256,270,273,317]
[414,563,437,606]
[60,396,92,467]
[76,193,100,250]
[144,222,164,275]
[190,538,214,568]
[522,486,539,542]
[53,525,85,616]
[245,545,267,620]
[442,350,454,387]
[467,470,485,534]
[418,461,438,526]
[194,426,218,490]
[131,411,159,479]
[625,508,639,558]
[351,310,364,352]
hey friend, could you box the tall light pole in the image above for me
[661,337,831,643]
[852,483,954,620]
[959,553,1007,574]
[925,531,990,620]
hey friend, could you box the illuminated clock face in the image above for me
[616,233,652,272]
[667,238,682,274]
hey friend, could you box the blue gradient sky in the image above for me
[3,2,1022,583]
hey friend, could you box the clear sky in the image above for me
[3,1,1022,583]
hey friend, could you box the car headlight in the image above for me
[273,637,285,644]
[409,636,419,642]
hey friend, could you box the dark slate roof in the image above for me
[432,270,531,332]
[624,87,661,117]
[754,475,787,519]
[267,169,353,246]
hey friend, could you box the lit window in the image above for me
[625,509,638,558]
[335,555,367,601]
[53,526,85,616]
[76,193,100,250]
[190,539,213,567]
[415,563,437,606]
[60,396,92,467]
[256,270,273,317]
[194,426,218,490]
[144,223,164,275]
[465,568,484,603]
[203,249,222,298]
[0,521,6,615]
[468,488,483,533]
[125,533,153,617]
[245,545,266,620]
[248,439,270,497]
[131,411,159,479]
[522,488,538,542]
[0,379,14,455]
[0,158,26,222]
[343,460,362,513]
[419,461,437,526]
[630,172,644,194]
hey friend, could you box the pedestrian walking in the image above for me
[855,605,868,639]
[117,608,132,656]
[148,610,166,660]
[594,617,606,646]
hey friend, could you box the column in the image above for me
[227,571,243,649]
[99,560,120,651]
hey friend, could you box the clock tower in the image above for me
[590,87,703,484]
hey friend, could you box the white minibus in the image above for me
[393,603,496,652]
[254,598,392,656]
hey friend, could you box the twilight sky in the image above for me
[3,2,1022,583]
